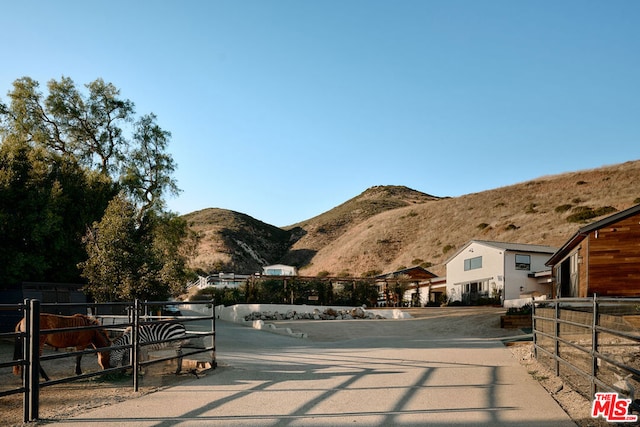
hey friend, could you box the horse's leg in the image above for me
[75,354,83,375]
[38,338,50,381]
[13,333,23,379]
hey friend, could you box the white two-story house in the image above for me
[445,240,557,306]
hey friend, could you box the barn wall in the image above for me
[586,213,640,296]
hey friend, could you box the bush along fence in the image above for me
[1,298,216,423]
[532,296,640,409]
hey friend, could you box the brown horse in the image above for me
[13,313,112,381]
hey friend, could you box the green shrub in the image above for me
[362,269,382,277]
[506,304,532,315]
[477,222,489,230]
[566,206,593,223]
[475,297,501,306]
[555,204,572,213]
[566,206,617,223]
[594,206,617,216]
[442,244,454,254]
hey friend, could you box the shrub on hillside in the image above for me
[555,204,572,213]
[566,206,617,223]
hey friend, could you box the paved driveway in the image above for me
[51,308,575,426]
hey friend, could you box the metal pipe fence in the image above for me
[533,296,640,406]
[1,298,216,423]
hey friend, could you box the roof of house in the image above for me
[546,203,640,266]
[263,264,297,269]
[445,240,557,265]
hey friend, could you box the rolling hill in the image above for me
[183,160,640,277]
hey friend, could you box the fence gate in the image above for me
[6,298,216,423]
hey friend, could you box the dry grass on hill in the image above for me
[186,160,640,277]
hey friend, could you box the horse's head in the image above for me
[97,346,111,369]
[89,317,112,370]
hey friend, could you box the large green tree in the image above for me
[80,196,195,301]
[0,76,192,300]
[0,136,116,284]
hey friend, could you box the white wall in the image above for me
[503,252,553,300]
[446,242,556,304]
[446,242,504,302]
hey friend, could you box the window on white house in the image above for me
[515,254,531,270]
[464,256,482,271]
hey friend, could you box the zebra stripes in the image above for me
[110,322,188,371]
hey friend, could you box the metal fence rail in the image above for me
[533,296,640,404]
[1,298,216,423]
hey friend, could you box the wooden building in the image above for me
[375,266,438,306]
[546,204,640,297]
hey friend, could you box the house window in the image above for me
[464,256,482,271]
[515,254,531,270]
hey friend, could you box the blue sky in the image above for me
[2,1,639,226]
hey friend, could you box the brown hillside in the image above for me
[185,160,640,277]
[280,185,442,267]
[183,208,294,274]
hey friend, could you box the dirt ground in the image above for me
[0,307,613,426]
[0,339,196,427]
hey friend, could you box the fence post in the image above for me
[26,299,40,422]
[133,299,140,392]
[554,299,560,376]
[532,301,537,359]
[591,294,598,398]
[211,299,217,369]
[22,299,30,423]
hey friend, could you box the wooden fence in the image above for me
[533,296,640,406]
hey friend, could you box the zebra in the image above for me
[110,322,189,374]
